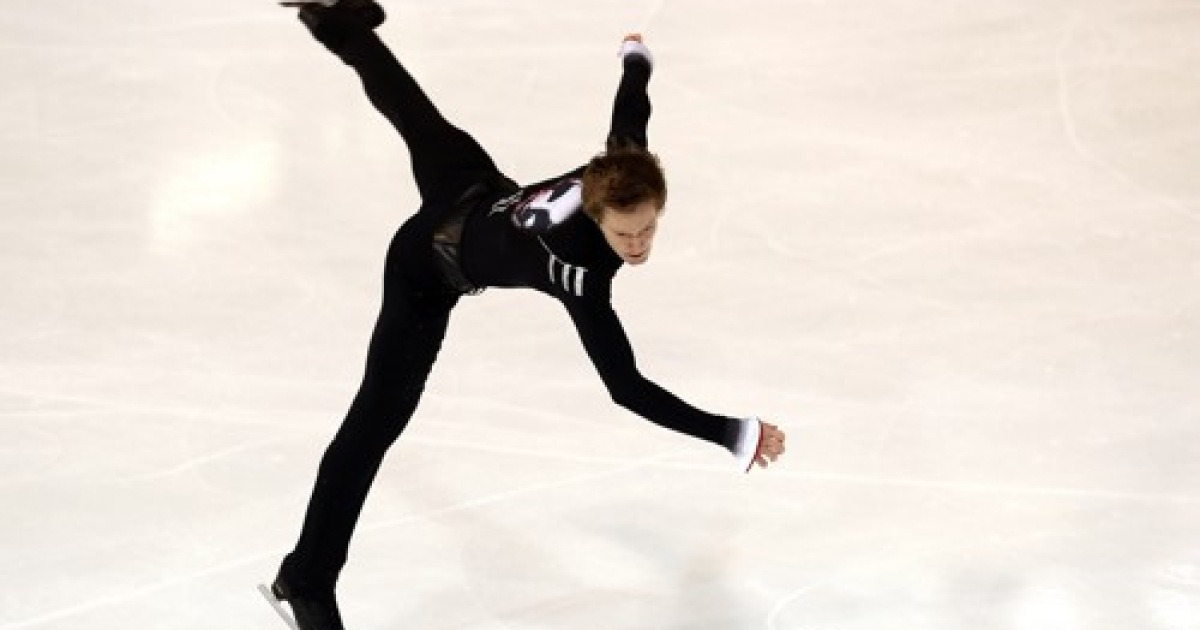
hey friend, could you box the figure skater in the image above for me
[265,3,787,628]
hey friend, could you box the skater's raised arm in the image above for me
[607,33,654,151]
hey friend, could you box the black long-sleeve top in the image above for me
[459,54,741,452]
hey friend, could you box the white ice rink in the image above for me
[2,1,1199,628]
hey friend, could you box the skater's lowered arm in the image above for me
[562,297,741,449]
[562,298,788,471]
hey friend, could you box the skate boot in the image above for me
[263,558,345,630]
[284,0,387,54]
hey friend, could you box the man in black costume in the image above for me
[266,3,787,628]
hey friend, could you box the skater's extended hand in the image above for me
[618,33,653,67]
[754,421,786,469]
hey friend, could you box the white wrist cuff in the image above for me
[619,40,654,67]
[733,417,763,473]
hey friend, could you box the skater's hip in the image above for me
[430,175,517,294]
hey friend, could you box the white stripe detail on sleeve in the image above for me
[573,267,586,296]
[733,417,763,473]
[619,40,654,68]
[538,237,589,298]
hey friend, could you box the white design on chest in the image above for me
[514,179,582,231]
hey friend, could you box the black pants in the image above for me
[283,28,505,592]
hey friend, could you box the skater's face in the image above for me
[598,200,660,266]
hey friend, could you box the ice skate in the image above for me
[259,560,345,630]
[282,0,387,53]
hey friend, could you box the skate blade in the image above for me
[258,583,300,630]
[279,0,336,8]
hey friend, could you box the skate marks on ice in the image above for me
[1053,9,1198,221]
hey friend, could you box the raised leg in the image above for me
[293,1,506,206]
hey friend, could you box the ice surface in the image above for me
[1,1,1198,628]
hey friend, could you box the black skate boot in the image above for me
[285,0,387,54]
[264,557,345,630]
